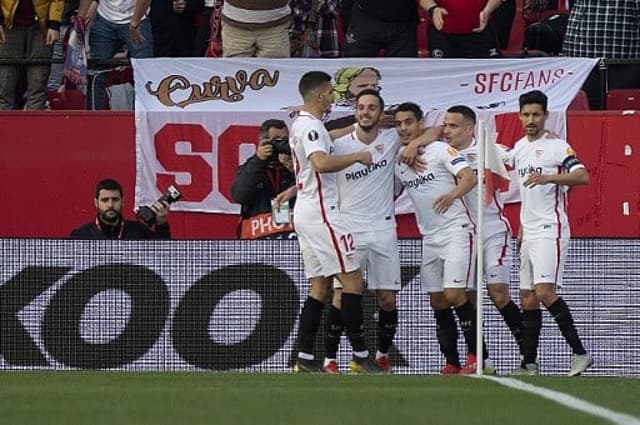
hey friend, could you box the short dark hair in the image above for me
[394,102,423,121]
[355,88,385,110]
[298,71,331,100]
[446,105,476,124]
[519,90,548,112]
[259,119,287,140]
[95,178,122,198]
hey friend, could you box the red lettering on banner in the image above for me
[474,68,567,94]
[155,124,213,202]
[217,125,260,203]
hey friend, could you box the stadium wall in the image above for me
[0,111,638,239]
[0,239,638,375]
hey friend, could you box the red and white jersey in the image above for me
[459,139,512,240]
[509,134,585,240]
[290,111,339,224]
[334,128,399,231]
[395,141,475,238]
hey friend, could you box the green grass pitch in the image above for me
[1,372,639,425]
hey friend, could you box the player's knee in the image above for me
[488,284,510,309]
[519,289,538,310]
[377,290,396,311]
[429,292,449,310]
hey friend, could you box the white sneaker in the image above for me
[511,363,539,376]
[568,353,593,376]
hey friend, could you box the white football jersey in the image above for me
[459,139,512,240]
[290,111,339,224]
[395,141,475,238]
[334,128,399,231]
[509,134,585,240]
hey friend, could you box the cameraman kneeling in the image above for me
[231,119,296,239]
[71,178,171,240]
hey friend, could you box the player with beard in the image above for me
[320,89,404,374]
[71,178,171,239]
[508,90,592,376]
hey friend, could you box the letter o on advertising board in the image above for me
[42,265,169,368]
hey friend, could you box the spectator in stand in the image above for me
[230,119,297,240]
[71,178,171,239]
[193,0,222,56]
[290,0,342,58]
[0,0,63,110]
[343,0,424,57]
[420,0,504,58]
[221,0,291,57]
[79,0,153,110]
[562,0,640,109]
[150,0,203,57]
[47,0,79,100]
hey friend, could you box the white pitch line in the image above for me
[476,375,640,425]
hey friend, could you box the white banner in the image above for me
[132,57,597,213]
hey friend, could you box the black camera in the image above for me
[136,185,182,226]
[268,136,291,161]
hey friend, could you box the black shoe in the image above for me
[293,358,321,373]
[349,355,384,374]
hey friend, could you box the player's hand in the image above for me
[516,233,522,252]
[433,192,455,214]
[151,200,170,225]
[256,138,273,161]
[0,25,6,43]
[358,151,373,166]
[274,186,297,210]
[431,7,447,31]
[523,172,553,188]
[473,9,490,32]
[84,0,98,26]
[544,129,560,139]
[279,154,294,172]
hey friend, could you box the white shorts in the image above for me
[333,228,401,291]
[519,238,568,290]
[295,215,359,279]
[468,231,511,289]
[420,230,476,293]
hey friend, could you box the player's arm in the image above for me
[309,150,372,173]
[274,185,298,209]
[328,123,356,141]
[523,157,589,188]
[433,166,477,214]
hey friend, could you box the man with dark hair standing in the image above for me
[231,119,296,239]
[71,178,171,239]
[277,70,382,373]
[509,90,592,376]
[394,102,495,375]
[443,105,523,373]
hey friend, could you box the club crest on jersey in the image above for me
[307,130,319,141]
[535,149,544,158]
[466,153,476,162]
[374,144,384,154]
[447,146,459,156]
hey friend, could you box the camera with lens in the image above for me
[268,136,291,161]
[136,185,182,226]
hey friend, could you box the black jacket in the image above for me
[70,218,171,240]
[231,156,296,219]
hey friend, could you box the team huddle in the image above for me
[277,71,593,376]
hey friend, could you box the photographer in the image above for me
[71,178,171,239]
[231,119,296,239]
